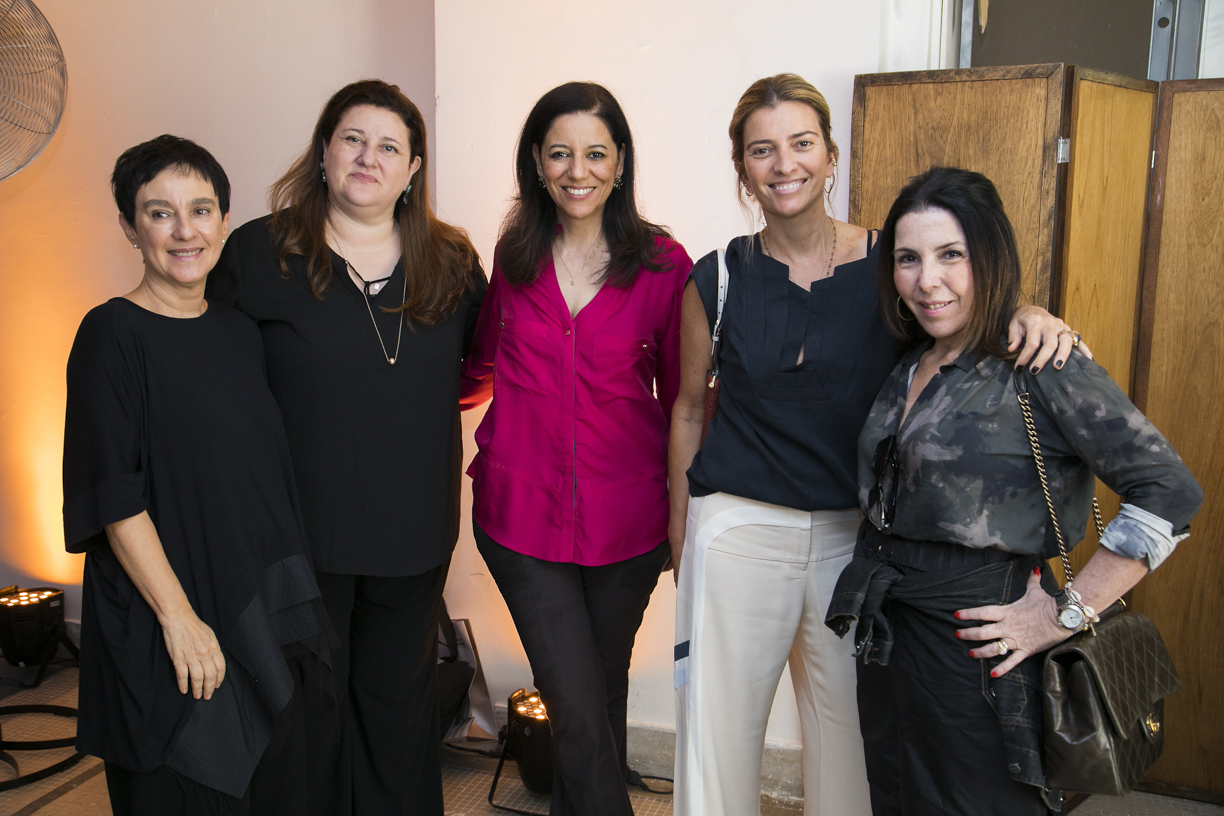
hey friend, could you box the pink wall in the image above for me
[0,0,436,619]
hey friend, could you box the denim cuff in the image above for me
[1098,502,1186,571]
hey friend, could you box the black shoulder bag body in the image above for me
[1015,371,1180,796]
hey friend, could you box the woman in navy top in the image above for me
[666,74,1078,816]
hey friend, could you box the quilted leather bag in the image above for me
[1015,372,1180,796]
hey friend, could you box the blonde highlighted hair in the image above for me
[728,73,839,211]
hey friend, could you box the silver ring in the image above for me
[996,639,1010,657]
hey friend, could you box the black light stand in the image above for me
[0,586,84,790]
[488,688,554,815]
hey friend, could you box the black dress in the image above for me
[62,298,331,802]
[206,215,487,816]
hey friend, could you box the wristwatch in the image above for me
[1054,585,1097,634]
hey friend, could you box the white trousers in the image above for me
[673,492,871,816]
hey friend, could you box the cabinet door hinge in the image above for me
[1057,138,1071,164]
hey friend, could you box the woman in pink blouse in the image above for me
[461,82,691,816]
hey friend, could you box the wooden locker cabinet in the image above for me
[849,66,1223,801]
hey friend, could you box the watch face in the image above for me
[1059,606,1086,630]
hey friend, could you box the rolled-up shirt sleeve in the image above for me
[62,307,147,553]
[1033,350,1204,568]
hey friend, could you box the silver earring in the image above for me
[320,161,327,184]
[132,243,139,249]
[402,183,412,205]
[538,175,546,189]
[613,175,623,189]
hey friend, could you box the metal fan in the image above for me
[0,0,66,182]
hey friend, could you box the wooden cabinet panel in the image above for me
[1058,69,1159,573]
[849,65,1063,308]
[1132,79,1224,797]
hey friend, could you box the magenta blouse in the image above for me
[460,237,692,565]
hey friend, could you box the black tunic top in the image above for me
[63,299,330,797]
[686,232,901,512]
[206,215,487,576]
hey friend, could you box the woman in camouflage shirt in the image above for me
[827,166,1202,815]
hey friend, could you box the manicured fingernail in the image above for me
[1014,364,1023,371]
[990,670,998,678]
[969,651,976,659]
[1030,366,1040,374]
[953,611,960,619]
[954,630,961,638]
[1033,567,1041,575]
[1054,361,1063,369]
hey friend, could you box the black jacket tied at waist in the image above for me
[826,522,1062,809]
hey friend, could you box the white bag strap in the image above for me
[710,248,729,373]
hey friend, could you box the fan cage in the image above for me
[0,0,67,181]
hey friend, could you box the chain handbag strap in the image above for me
[1014,370,1105,587]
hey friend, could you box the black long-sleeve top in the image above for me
[207,215,487,576]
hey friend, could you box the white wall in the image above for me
[0,0,435,620]
[436,0,883,747]
[1203,0,1224,78]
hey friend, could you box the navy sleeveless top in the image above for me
[687,232,901,512]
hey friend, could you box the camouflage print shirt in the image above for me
[858,343,1203,560]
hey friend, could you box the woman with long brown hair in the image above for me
[667,74,1077,816]
[207,79,485,816]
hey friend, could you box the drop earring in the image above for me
[538,175,546,189]
[613,175,623,189]
[320,161,327,184]
[402,183,412,205]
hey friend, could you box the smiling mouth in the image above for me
[918,300,953,313]
[769,179,806,192]
[563,186,595,196]
[168,249,204,258]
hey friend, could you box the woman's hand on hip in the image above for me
[161,611,227,700]
[953,567,1069,677]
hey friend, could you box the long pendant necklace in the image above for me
[344,258,406,365]
[329,223,406,366]
[762,219,838,281]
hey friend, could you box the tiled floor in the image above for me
[0,666,1219,816]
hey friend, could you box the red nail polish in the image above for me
[990,670,998,678]
[954,630,961,638]
[969,651,976,658]
[1033,567,1041,576]
[953,611,960,619]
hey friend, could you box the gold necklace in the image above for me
[330,225,406,366]
[555,238,604,286]
[762,220,838,280]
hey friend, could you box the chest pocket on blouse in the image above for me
[592,333,656,401]
[496,317,558,396]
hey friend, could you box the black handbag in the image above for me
[1015,372,1181,796]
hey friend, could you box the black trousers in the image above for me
[854,539,1050,816]
[310,564,449,816]
[474,522,668,816]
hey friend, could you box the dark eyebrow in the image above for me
[747,130,820,150]
[141,198,216,209]
[341,127,404,147]
[893,241,964,254]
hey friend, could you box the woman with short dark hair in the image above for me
[207,79,485,815]
[461,81,692,816]
[827,166,1203,815]
[65,134,333,816]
